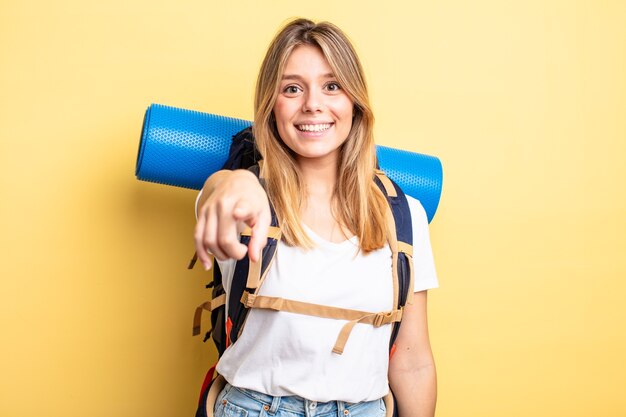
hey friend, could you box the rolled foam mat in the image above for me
[136,103,443,222]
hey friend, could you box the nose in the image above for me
[302,89,323,113]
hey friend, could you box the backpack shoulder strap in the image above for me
[189,164,280,354]
[226,165,281,347]
[221,126,260,170]
[374,169,415,350]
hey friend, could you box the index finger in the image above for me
[247,207,271,263]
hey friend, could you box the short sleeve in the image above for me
[406,195,439,292]
[194,189,203,221]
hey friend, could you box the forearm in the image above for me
[389,362,437,417]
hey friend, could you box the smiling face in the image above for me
[272,44,354,166]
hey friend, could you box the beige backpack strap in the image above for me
[333,309,403,354]
[384,201,400,310]
[241,293,372,318]
[204,374,227,417]
[240,226,282,240]
[246,260,262,290]
[383,390,395,417]
[234,225,282,340]
[240,226,282,289]
[240,293,403,354]
[375,169,398,197]
[192,294,226,336]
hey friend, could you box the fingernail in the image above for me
[203,262,211,271]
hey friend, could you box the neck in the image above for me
[296,154,352,242]
[296,154,338,199]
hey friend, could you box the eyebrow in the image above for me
[281,72,335,81]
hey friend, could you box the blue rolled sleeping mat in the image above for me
[136,103,443,222]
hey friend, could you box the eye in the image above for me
[283,85,302,95]
[325,82,342,92]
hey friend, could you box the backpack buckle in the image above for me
[241,291,256,307]
[373,312,393,327]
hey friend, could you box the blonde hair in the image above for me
[253,18,388,252]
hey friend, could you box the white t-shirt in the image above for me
[195,192,438,402]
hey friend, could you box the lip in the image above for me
[295,121,334,125]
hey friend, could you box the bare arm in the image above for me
[193,169,271,270]
[388,291,437,417]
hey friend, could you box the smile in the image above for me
[295,123,333,132]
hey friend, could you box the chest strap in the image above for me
[240,292,403,354]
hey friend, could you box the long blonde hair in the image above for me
[253,18,388,253]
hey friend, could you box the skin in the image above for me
[193,44,436,417]
[273,44,355,242]
[389,291,437,417]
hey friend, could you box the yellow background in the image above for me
[1,0,625,416]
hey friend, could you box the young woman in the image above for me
[194,18,438,417]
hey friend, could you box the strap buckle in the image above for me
[373,311,393,327]
[240,291,256,307]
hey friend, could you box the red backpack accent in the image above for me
[197,365,216,405]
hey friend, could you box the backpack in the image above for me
[189,127,414,417]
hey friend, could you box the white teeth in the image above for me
[296,123,332,132]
